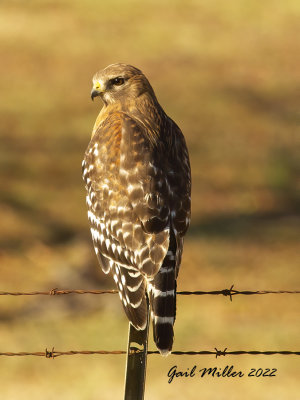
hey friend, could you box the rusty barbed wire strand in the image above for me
[0,350,126,358]
[177,285,300,301]
[0,285,299,298]
[0,348,299,358]
[0,289,118,296]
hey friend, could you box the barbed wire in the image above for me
[0,285,299,301]
[0,348,299,359]
[0,289,118,296]
[1,286,299,360]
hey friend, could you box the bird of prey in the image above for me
[82,63,191,355]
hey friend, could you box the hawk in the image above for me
[82,63,191,355]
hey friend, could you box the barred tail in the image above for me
[149,232,177,356]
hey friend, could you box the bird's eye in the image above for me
[110,77,125,86]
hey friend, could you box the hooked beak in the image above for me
[91,81,103,101]
[91,89,101,101]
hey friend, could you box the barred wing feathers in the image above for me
[82,112,171,330]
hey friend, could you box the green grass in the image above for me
[0,0,299,398]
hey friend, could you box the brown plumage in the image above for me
[82,63,191,355]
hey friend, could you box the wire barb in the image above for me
[215,347,227,358]
[45,347,55,359]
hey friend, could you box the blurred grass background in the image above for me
[0,0,299,399]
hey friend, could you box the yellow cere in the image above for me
[93,81,102,91]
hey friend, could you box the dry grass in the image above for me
[0,0,299,399]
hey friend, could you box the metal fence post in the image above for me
[124,299,150,400]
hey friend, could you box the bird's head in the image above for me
[91,63,154,106]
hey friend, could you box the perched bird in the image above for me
[82,63,191,355]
